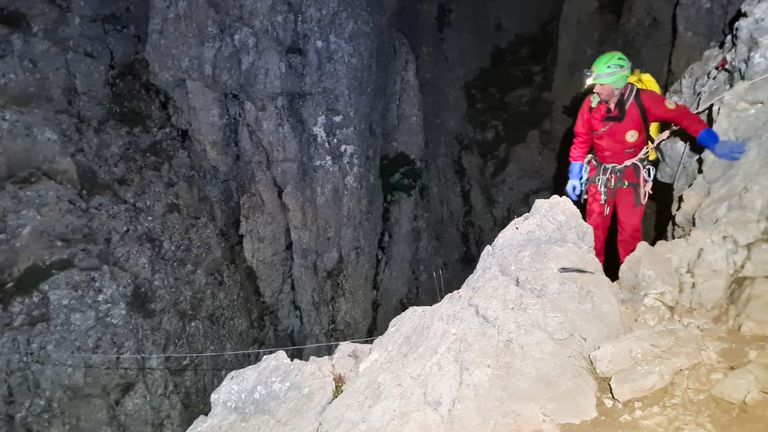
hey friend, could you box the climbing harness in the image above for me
[580,129,671,215]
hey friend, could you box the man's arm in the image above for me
[639,90,707,137]
[641,90,745,161]
[569,98,594,163]
[565,98,593,201]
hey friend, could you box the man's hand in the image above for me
[697,128,746,161]
[565,162,584,201]
[710,140,746,161]
[566,179,581,201]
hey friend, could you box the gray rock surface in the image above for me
[189,197,625,431]
[590,323,704,402]
[3,0,571,429]
[188,343,373,432]
[1,1,260,430]
[393,0,561,275]
[4,0,565,429]
[144,0,429,346]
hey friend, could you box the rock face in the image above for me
[188,198,624,432]
[1,1,259,430]
[2,0,571,429]
[1,0,438,428]
[393,0,561,270]
[191,1,768,429]
[145,0,420,346]
[0,0,567,429]
[662,0,768,197]
[188,344,374,432]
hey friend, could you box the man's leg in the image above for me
[615,187,646,263]
[586,184,613,264]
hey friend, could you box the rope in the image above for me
[695,70,768,114]
[0,337,379,360]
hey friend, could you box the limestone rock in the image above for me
[145,0,435,343]
[590,324,704,402]
[618,241,687,327]
[189,198,624,431]
[741,242,768,278]
[711,351,768,405]
[735,278,768,336]
[188,344,372,432]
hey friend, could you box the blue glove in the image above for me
[697,128,746,161]
[565,162,584,201]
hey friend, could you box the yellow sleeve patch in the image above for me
[665,99,677,109]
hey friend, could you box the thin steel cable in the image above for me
[0,337,379,360]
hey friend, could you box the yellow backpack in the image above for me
[627,70,662,160]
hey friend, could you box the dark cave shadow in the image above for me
[650,180,674,244]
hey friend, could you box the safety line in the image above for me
[0,337,379,360]
[696,71,768,113]
[11,358,237,372]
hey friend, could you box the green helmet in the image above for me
[588,51,632,89]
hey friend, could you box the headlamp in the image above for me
[584,69,595,88]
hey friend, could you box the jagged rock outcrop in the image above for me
[3,1,571,429]
[4,1,563,430]
[661,0,768,198]
[2,0,444,428]
[188,197,624,432]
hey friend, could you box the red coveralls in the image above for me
[569,86,708,264]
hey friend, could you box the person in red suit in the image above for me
[565,51,745,265]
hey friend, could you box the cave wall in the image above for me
[0,0,262,430]
[2,1,435,430]
[393,0,562,275]
[144,0,436,345]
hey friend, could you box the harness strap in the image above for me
[634,89,652,146]
[584,157,647,214]
[581,128,668,214]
